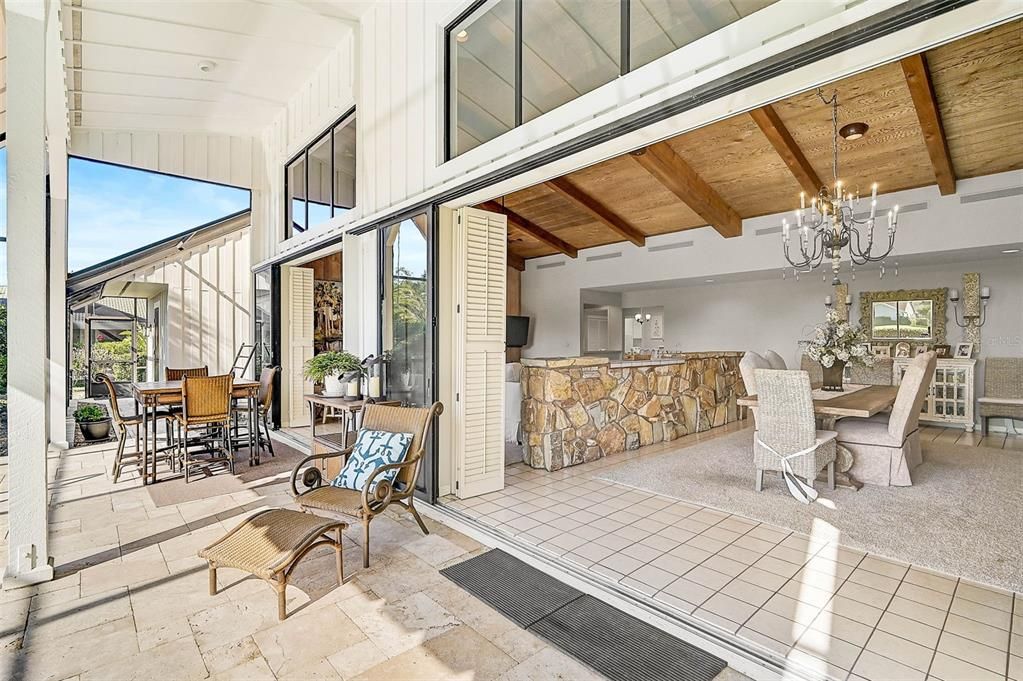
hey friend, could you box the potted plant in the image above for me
[75,403,112,441]
[804,310,874,391]
[304,351,363,397]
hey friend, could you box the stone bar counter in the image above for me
[519,353,746,471]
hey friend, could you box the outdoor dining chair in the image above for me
[97,372,175,483]
[176,373,235,483]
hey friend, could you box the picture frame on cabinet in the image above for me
[954,342,974,359]
[914,345,930,357]
[934,344,952,358]
[873,345,891,358]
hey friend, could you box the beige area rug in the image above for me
[596,428,1023,592]
[145,439,308,507]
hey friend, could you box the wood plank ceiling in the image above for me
[487,20,1023,268]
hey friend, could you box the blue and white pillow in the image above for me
[331,429,413,492]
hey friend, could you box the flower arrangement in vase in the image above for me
[804,310,874,391]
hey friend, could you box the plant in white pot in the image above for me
[304,351,363,397]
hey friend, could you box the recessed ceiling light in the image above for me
[456,30,469,43]
[197,60,217,74]
[839,122,869,140]
[705,279,715,283]
[1002,248,1021,254]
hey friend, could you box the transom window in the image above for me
[445,0,777,159]
[285,111,356,239]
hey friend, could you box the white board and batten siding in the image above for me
[283,267,315,428]
[127,230,252,374]
[453,207,506,499]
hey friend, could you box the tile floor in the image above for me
[0,440,746,681]
[443,421,1022,681]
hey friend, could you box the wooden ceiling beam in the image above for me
[507,250,525,271]
[543,178,646,247]
[749,104,824,197]
[900,53,956,195]
[631,142,742,238]
[478,200,578,258]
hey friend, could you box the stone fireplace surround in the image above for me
[519,354,746,471]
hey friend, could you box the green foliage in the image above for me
[0,305,6,394]
[304,350,363,382]
[74,404,107,423]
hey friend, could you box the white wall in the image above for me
[125,230,252,374]
[521,172,1023,358]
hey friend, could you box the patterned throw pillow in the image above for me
[331,429,413,492]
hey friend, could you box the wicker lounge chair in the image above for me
[290,401,443,568]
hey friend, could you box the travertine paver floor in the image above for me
[444,421,1022,681]
[0,438,747,681]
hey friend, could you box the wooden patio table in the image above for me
[304,394,400,453]
[738,384,899,489]
[132,378,261,485]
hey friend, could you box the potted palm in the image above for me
[75,403,112,441]
[804,310,874,391]
[304,351,363,397]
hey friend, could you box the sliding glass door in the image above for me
[379,211,436,500]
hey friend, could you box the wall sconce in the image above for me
[950,287,991,327]
[824,295,852,309]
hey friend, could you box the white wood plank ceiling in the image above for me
[62,0,367,135]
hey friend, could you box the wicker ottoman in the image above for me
[198,508,348,620]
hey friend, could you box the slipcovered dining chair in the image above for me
[763,350,788,370]
[739,351,772,428]
[97,372,175,483]
[290,402,443,568]
[849,358,893,385]
[176,374,235,483]
[835,351,937,486]
[753,369,837,502]
[799,353,824,387]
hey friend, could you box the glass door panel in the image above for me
[381,215,430,407]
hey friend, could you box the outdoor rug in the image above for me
[442,549,727,681]
[596,428,1023,592]
[145,439,307,507]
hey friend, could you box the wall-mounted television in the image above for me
[506,315,530,348]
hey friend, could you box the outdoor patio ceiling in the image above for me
[488,20,1023,267]
[60,0,363,134]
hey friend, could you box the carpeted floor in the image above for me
[145,439,307,507]
[597,428,1023,592]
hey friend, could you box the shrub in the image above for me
[74,404,107,423]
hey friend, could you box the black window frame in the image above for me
[284,106,357,241]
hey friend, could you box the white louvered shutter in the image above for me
[454,207,506,498]
[288,267,315,427]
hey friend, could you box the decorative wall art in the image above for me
[314,280,343,351]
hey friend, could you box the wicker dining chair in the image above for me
[753,369,837,498]
[290,401,443,568]
[849,358,894,385]
[977,357,1023,435]
[763,349,788,370]
[739,351,772,429]
[176,374,235,483]
[799,354,824,387]
[166,366,209,380]
[232,365,279,457]
[96,372,175,483]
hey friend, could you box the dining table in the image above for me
[737,383,899,489]
[132,378,261,485]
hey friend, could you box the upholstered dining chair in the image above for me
[739,351,772,429]
[290,402,443,568]
[763,349,788,370]
[176,374,235,483]
[97,372,175,483]
[753,369,837,502]
[799,354,824,387]
[849,358,894,385]
[835,351,937,486]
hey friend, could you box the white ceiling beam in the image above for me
[64,38,244,63]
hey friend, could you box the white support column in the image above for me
[4,0,55,588]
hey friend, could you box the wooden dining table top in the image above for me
[737,384,899,419]
[132,379,260,403]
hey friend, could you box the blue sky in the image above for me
[67,158,250,272]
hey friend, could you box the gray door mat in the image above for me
[440,547,582,627]
[442,549,727,681]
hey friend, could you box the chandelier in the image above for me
[782,90,899,285]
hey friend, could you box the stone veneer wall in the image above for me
[520,354,746,471]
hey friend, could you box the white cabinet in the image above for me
[893,358,976,432]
